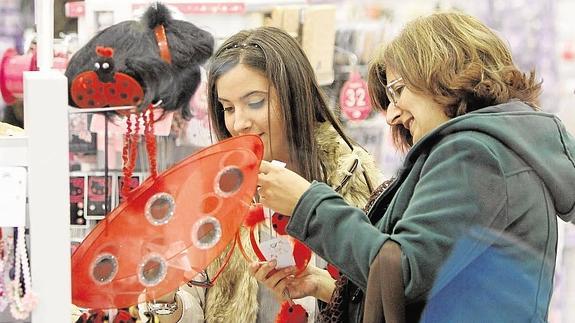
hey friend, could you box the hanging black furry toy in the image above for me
[65,2,214,120]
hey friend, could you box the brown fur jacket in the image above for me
[183,122,382,322]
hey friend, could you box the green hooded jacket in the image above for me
[287,101,575,321]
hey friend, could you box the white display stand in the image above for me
[0,76,72,323]
[23,69,72,323]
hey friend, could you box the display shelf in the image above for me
[68,105,133,114]
[0,136,28,167]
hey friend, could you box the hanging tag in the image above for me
[340,71,372,121]
[260,237,296,269]
[0,167,27,227]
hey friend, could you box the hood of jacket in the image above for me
[406,100,575,222]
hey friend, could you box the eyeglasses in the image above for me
[385,77,405,107]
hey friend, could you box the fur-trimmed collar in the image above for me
[315,121,382,208]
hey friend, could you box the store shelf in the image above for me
[0,136,28,167]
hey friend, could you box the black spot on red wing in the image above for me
[88,99,95,106]
[272,224,277,228]
[109,88,116,94]
[77,95,83,101]
[120,93,128,99]
[288,307,293,313]
[278,214,284,220]
[132,96,140,103]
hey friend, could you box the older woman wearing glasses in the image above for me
[255,11,575,322]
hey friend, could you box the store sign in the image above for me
[65,1,85,18]
[340,71,372,121]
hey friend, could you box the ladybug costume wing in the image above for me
[70,70,144,109]
[70,71,107,108]
[70,46,144,109]
[71,135,263,309]
[105,73,144,107]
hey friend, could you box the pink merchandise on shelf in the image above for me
[0,48,67,104]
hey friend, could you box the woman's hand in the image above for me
[257,161,311,216]
[248,261,336,303]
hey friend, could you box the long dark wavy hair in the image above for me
[207,26,354,182]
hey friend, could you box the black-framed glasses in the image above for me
[385,77,405,107]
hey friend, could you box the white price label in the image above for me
[260,237,295,269]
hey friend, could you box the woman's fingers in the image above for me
[249,261,299,300]
[266,266,297,289]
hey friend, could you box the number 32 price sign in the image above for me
[339,71,372,121]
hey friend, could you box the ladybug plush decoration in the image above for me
[70,46,144,109]
[65,2,213,119]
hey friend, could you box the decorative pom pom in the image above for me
[271,212,289,235]
[275,302,308,323]
[96,46,114,58]
[244,204,265,227]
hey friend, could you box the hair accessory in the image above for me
[154,25,172,64]
[223,42,261,52]
[66,2,213,119]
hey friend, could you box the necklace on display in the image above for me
[9,227,37,320]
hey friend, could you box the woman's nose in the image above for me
[233,108,252,132]
[385,103,402,126]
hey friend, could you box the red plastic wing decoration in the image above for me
[71,135,264,309]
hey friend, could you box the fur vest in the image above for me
[204,122,382,322]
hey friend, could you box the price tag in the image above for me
[340,71,372,121]
[260,237,296,269]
